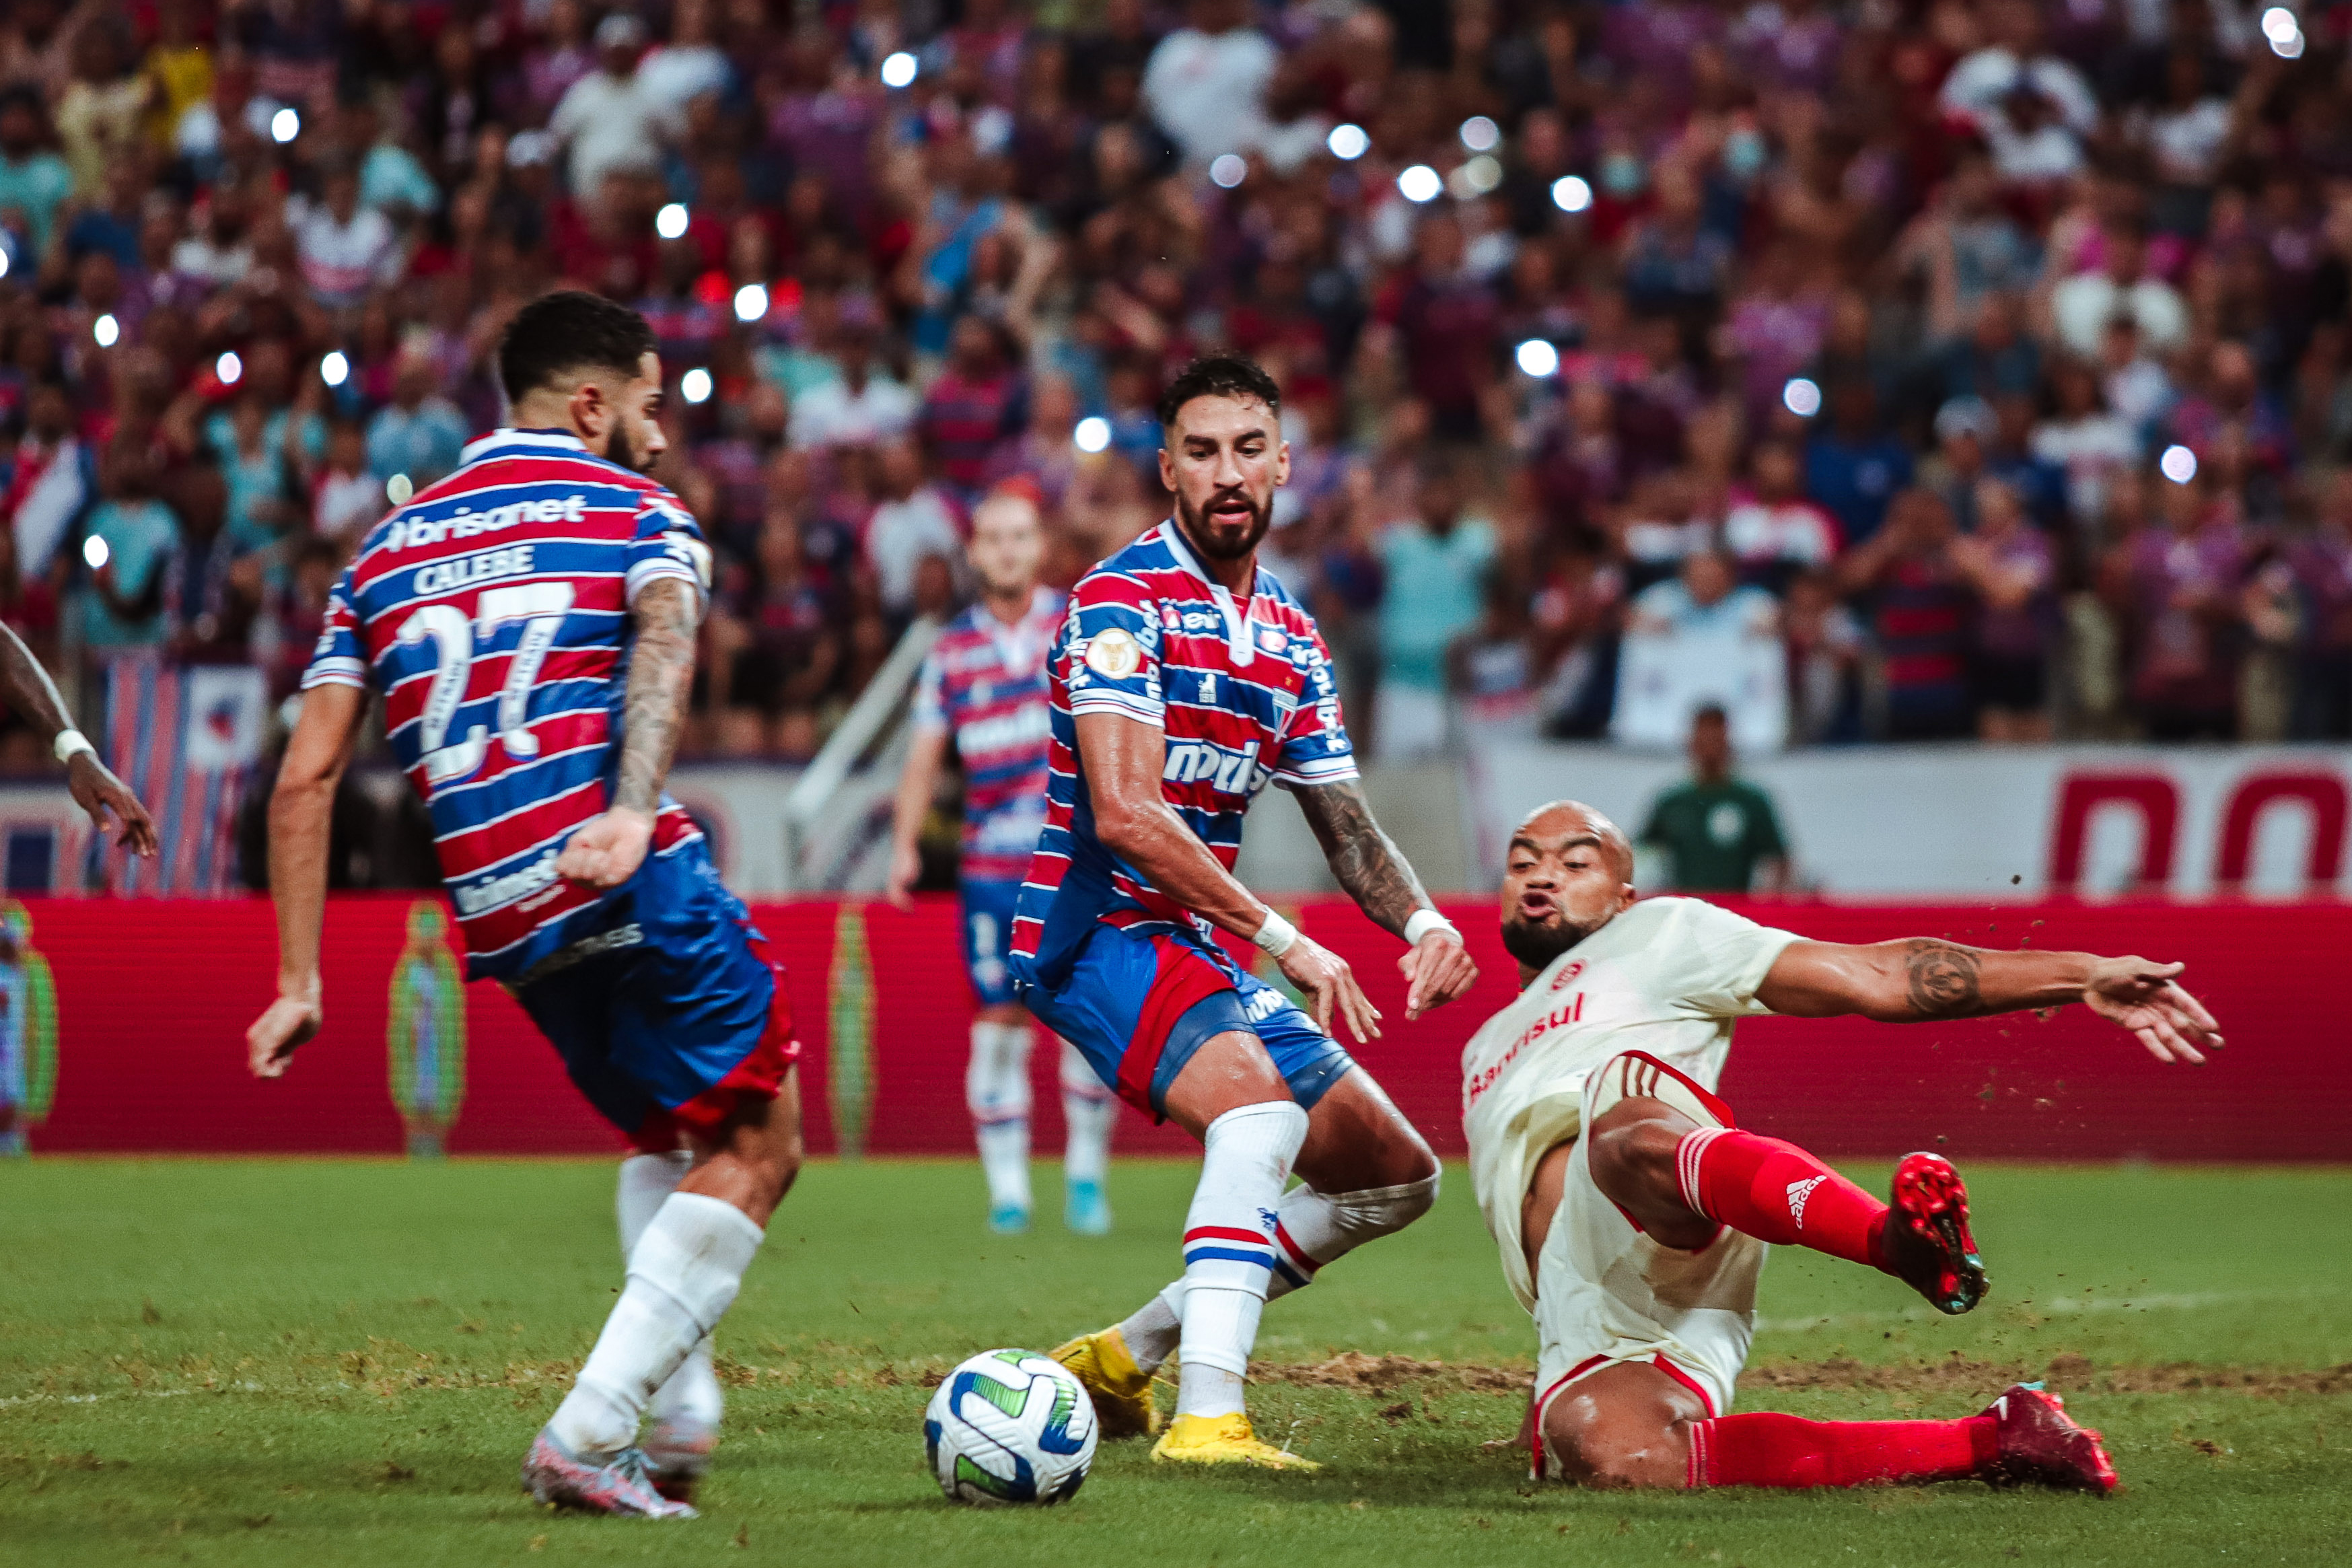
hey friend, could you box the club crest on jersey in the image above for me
[1083,627,1142,679]
[1548,960,1587,992]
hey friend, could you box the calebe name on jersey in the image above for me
[301,427,712,981]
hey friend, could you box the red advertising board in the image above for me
[11,896,2345,1162]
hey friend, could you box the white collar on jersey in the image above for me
[979,585,1057,677]
[1154,519,1262,667]
[458,427,589,466]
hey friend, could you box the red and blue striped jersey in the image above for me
[301,428,712,981]
[911,586,1063,883]
[1011,520,1356,974]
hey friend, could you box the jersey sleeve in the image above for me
[910,645,949,736]
[1658,898,1802,1020]
[299,563,369,691]
[1061,571,1164,726]
[1272,623,1358,787]
[623,486,713,610]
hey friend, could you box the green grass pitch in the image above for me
[3,1157,2347,1567]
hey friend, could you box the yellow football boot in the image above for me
[1049,1326,1161,1438]
[1149,1413,1320,1471]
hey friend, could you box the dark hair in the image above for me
[1155,353,1281,428]
[1692,703,1730,728]
[497,290,658,406]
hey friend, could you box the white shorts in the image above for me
[1530,1052,1765,1478]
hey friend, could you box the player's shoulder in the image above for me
[1072,526,1179,606]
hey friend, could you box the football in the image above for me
[923,1349,1099,1506]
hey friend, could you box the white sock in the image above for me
[1173,1100,1308,1421]
[1125,1172,1440,1374]
[616,1153,722,1437]
[969,1020,1034,1212]
[1059,1038,1116,1186]
[549,1192,764,1460]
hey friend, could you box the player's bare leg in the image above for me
[1526,1105,2116,1494]
[1059,1067,1437,1444]
[526,1075,804,1516]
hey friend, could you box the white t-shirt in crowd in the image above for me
[2052,272,2189,359]
[1141,26,1277,164]
[1461,897,1801,1310]
[549,69,680,194]
[866,487,963,612]
[787,376,919,451]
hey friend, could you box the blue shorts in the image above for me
[1010,921,1354,1119]
[509,843,796,1150]
[959,876,1022,1007]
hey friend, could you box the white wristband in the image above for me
[53,729,96,766]
[1251,908,1298,958]
[1404,908,1460,948]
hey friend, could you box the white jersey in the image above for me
[1461,897,1800,1311]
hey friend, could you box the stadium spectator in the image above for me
[1637,703,1792,893]
[866,436,964,623]
[1377,458,1496,761]
[1954,477,2059,742]
[1838,489,1976,740]
[365,349,468,490]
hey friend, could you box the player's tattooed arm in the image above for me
[1292,779,1478,1018]
[1760,940,2223,1060]
[613,577,699,816]
[557,578,698,891]
[1291,779,1429,939]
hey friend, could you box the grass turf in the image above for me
[1,1157,2347,1567]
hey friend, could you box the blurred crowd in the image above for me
[5,0,2352,774]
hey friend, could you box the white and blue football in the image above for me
[923,1349,1099,1506]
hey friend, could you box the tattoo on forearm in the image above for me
[1295,779,1429,939]
[1903,941,1984,1016]
[615,579,698,815]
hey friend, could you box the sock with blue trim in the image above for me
[1173,1100,1309,1421]
[1122,1171,1441,1374]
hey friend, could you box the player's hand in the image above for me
[1398,929,1478,1020]
[247,984,323,1079]
[1277,933,1382,1044]
[66,752,158,857]
[884,839,920,911]
[556,808,654,890]
[2082,957,2223,1064]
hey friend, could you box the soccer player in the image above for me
[1466,799,2224,1494]
[0,618,157,859]
[244,292,799,1520]
[884,484,1118,1236]
[1022,355,1481,1469]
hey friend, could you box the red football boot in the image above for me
[1879,1152,1988,1314]
[1978,1383,2120,1495]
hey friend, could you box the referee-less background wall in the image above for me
[13,895,2345,1162]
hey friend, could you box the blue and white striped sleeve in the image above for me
[299,565,370,691]
[623,487,712,610]
[1061,575,1164,726]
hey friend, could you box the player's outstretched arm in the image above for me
[557,577,697,890]
[883,726,950,909]
[1076,709,1382,1042]
[1756,939,2223,1063]
[248,682,367,1078]
[0,618,157,857]
[1291,779,1477,1020]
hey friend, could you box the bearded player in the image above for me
[1020,355,1481,1469]
[244,291,800,1519]
[884,484,1119,1236]
[1466,800,2223,1494]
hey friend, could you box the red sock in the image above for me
[1688,1412,1997,1488]
[1676,1127,1888,1269]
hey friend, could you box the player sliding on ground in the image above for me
[1468,800,2223,1494]
[884,484,1119,1237]
[245,292,800,1520]
[1020,355,1481,1470]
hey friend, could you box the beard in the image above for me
[606,417,646,474]
[1174,486,1271,561]
[1500,911,1592,971]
